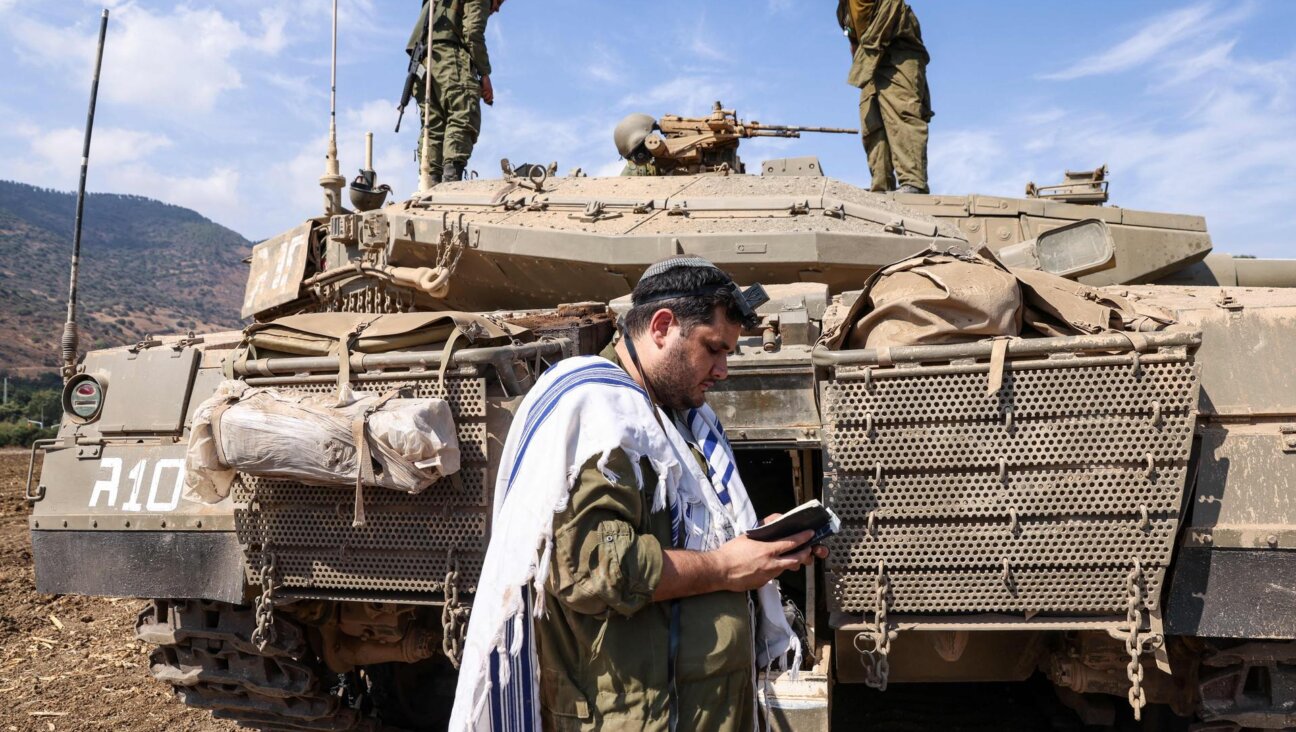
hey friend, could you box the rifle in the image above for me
[395,33,426,133]
[393,6,430,132]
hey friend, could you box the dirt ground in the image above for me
[0,448,236,732]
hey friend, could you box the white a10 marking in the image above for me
[88,457,185,512]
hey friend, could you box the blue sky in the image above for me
[1,0,1293,257]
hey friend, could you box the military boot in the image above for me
[442,160,465,183]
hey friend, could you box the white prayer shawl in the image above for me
[449,356,799,732]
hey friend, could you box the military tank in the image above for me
[26,76,1296,732]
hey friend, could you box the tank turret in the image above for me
[28,88,1296,732]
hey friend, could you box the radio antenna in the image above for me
[318,0,345,215]
[62,8,110,381]
[417,7,435,192]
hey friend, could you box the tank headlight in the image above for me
[63,375,105,423]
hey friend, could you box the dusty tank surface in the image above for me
[27,85,1296,732]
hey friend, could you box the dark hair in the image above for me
[623,263,745,337]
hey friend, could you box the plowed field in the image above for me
[0,449,234,731]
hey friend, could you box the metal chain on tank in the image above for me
[250,483,280,652]
[436,214,467,277]
[1124,558,1147,721]
[251,550,279,651]
[872,560,892,691]
[853,559,893,691]
[441,553,469,668]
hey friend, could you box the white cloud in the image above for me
[471,94,609,175]
[940,37,1296,257]
[593,159,628,177]
[930,129,1032,199]
[584,44,626,85]
[687,26,727,63]
[1040,1,1253,81]
[1160,40,1238,87]
[8,122,243,230]
[18,126,173,173]
[111,165,243,223]
[8,4,288,114]
[292,0,386,39]
[251,97,428,237]
[620,76,735,114]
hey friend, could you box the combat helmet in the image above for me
[613,113,658,161]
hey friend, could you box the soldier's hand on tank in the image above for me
[481,75,494,106]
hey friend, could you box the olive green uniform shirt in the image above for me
[407,0,492,170]
[534,350,755,731]
[836,0,932,193]
[620,160,663,177]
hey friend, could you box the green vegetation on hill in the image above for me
[0,374,59,447]
[0,179,252,373]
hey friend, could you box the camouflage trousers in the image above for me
[858,44,931,193]
[418,43,482,175]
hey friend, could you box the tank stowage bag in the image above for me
[825,248,1024,351]
[186,380,460,503]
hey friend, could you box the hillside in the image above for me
[0,181,252,375]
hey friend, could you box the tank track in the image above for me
[135,599,379,731]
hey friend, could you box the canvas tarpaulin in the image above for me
[823,247,1023,351]
[227,310,529,406]
[823,246,1174,352]
[185,380,460,516]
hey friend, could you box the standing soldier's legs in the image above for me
[419,97,447,179]
[419,45,454,180]
[859,86,896,192]
[434,46,482,180]
[876,47,931,193]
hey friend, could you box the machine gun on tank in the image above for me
[642,101,858,175]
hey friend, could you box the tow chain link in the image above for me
[441,556,469,668]
[872,560,892,691]
[853,560,894,691]
[251,550,279,652]
[1124,558,1147,721]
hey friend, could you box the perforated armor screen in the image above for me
[233,375,490,599]
[822,348,1199,617]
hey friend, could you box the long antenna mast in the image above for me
[318,0,345,215]
[62,9,110,382]
[417,7,435,192]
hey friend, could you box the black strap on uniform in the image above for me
[618,324,680,730]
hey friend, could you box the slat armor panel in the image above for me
[822,349,1199,616]
[234,376,490,598]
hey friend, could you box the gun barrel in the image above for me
[750,124,859,135]
[746,129,803,138]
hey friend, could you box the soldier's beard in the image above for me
[648,340,705,412]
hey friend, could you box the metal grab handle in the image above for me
[811,331,1201,368]
[25,438,58,503]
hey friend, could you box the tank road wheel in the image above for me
[136,599,378,731]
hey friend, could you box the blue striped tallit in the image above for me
[687,408,736,509]
[486,589,538,732]
[451,355,797,732]
[486,360,649,732]
[503,360,647,497]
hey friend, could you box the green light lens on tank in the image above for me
[64,376,104,421]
